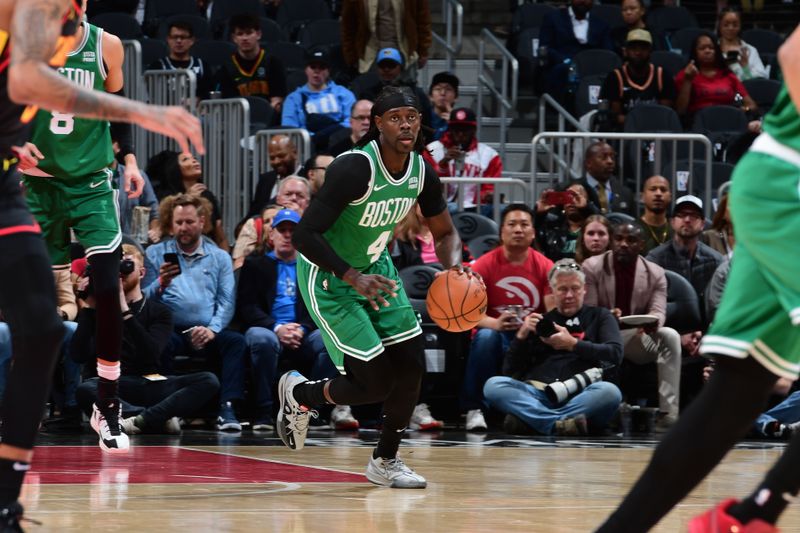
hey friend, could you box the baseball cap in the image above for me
[448,107,477,126]
[271,208,301,228]
[376,47,403,66]
[305,46,330,67]
[430,71,460,96]
[626,29,653,45]
[674,194,703,213]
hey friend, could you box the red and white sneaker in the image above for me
[688,499,780,533]
[408,403,443,431]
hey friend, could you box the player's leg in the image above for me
[0,232,64,523]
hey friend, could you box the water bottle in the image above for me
[566,59,578,94]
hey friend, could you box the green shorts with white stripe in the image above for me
[699,149,800,379]
[297,251,422,372]
[22,167,121,268]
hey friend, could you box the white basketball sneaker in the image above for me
[366,454,427,489]
[90,400,130,454]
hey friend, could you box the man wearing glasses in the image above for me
[646,195,723,306]
[483,258,623,436]
[148,21,210,99]
[328,99,373,156]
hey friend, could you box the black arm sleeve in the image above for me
[292,153,371,278]
[417,159,448,218]
[109,89,134,160]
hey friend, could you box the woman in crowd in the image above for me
[612,0,666,56]
[148,150,230,250]
[575,214,613,264]
[232,204,282,270]
[717,6,767,81]
[701,194,735,259]
[535,182,596,261]
[675,32,758,119]
[391,205,473,270]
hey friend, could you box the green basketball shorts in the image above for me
[700,146,800,378]
[297,251,422,372]
[23,168,121,269]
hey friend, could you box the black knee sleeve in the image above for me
[87,251,122,361]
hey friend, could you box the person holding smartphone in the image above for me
[535,182,598,261]
[717,6,767,81]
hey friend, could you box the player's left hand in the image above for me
[12,142,44,172]
[540,323,577,351]
[124,164,145,199]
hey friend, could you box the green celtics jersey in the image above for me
[29,21,113,177]
[324,141,426,271]
[762,86,800,153]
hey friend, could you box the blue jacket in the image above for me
[143,237,236,333]
[280,81,356,132]
[540,7,614,65]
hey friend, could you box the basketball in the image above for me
[426,270,487,332]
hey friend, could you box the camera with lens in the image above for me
[76,259,137,300]
[544,367,603,404]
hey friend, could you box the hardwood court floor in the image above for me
[20,431,800,532]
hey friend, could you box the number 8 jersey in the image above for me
[27,21,113,178]
[323,140,425,271]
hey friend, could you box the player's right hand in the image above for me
[349,272,397,311]
[12,142,43,172]
[140,105,205,156]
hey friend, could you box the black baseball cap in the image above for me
[430,71,460,96]
[305,46,330,67]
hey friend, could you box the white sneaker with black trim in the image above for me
[366,455,427,489]
[91,401,130,454]
[276,371,316,450]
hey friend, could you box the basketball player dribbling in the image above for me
[278,86,478,488]
[0,1,203,529]
[597,24,800,533]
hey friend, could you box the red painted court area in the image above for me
[27,446,365,484]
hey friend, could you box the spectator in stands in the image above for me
[247,134,301,219]
[390,205,473,270]
[148,150,229,251]
[349,49,433,135]
[700,194,734,259]
[612,0,667,56]
[717,6,768,81]
[583,223,682,429]
[147,21,210,99]
[275,176,311,215]
[539,0,615,96]
[463,204,555,431]
[483,259,623,436]
[634,175,674,254]
[535,182,597,261]
[674,32,758,119]
[236,209,358,431]
[143,194,248,432]
[579,141,635,216]
[281,47,356,151]
[647,195,724,305]
[600,29,676,131]
[340,0,431,76]
[215,14,287,113]
[232,204,282,271]
[428,71,459,141]
[304,153,335,196]
[576,214,613,264]
[328,99,373,156]
[425,107,503,218]
[73,244,219,434]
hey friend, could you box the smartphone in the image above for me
[163,252,181,274]
[536,315,558,337]
[543,191,575,206]
[725,50,739,62]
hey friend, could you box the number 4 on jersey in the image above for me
[367,230,391,263]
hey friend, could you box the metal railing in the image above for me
[198,98,250,242]
[431,0,463,72]
[441,177,530,221]
[531,131,716,217]
[538,93,588,135]
[251,129,313,196]
[477,29,518,164]
[122,40,146,163]
[141,69,197,163]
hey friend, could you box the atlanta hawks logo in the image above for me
[494,276,542,313]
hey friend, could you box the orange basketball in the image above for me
[425,270,487,332]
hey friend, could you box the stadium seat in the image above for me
[660,159,734,200]
[259,17,288,43]
[668,27,709,57]
[651,50,687,79]
[90,13,143,40]
[623,103,682,133]
[664,270,703,333]
[398,265,442,299]
[243,96,276,132]
[264,42,306,71]
[140,39,169,68]
[190,40,236,71]
[157,14,212,41]
[741,28,784,56]
[742,78,782,114]
[276,0,333,41]
[646,6,699,38]
[590,4,625,31]
[509,3,556,35]
[209,0,264,38]
[691,105,748,161]
[298,19,342,49]
[515,27,542,88]
[285,69,308,93]
[467,235,499,260]
[573,49,622,79]
[452,212,499,242]
[574,74,606,119]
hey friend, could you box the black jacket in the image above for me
[236,253,316,331]
[71,297,173,376]
[503,305,622,385]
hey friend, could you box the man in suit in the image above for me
[539,0,614,96]
[582,223,682,429]
[247,134,301,219]
[580,141,635,216]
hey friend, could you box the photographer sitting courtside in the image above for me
[483,259,623,436]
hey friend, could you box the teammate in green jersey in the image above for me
[277,86,479,488]
[597,25,800,533]
[16,7,148,455]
